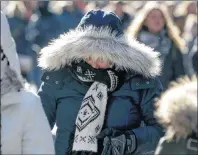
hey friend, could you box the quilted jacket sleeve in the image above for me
[132,77,164,155]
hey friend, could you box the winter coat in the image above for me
[119,12,132,30]
[1,11,55,154]
[38,25,164,154]
[155,76,197,155]
[128,2,185,90]
[1,90,55,154]
[137,27,185,90]
[158,41,185,90]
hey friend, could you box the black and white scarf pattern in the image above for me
[71,61,123,152]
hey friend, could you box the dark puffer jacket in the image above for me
[38,10,163,155]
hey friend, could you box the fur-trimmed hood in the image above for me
[127,1,185,51]
[38,26,161,78]
[155,76,197,140]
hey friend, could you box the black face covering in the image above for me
[70,60,126,92]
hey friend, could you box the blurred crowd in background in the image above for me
[1,0,197,91]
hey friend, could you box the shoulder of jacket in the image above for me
[129,75,161,91]
[41,68,73,89]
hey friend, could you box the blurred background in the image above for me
[1,0,197,92]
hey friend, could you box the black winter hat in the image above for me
[77,10,124,36]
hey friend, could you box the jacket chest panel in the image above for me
[106,97,140,129]
[56,96,84,131]
[56,95,140,131]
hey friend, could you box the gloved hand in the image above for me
[97,128,137,155]
[94,68,125,92]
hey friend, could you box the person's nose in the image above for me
[96,59,104,68]
[92,63,99,68]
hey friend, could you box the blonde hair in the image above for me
[127,2,185,51]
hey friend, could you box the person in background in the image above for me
[182,14,197,77]
[186,1,197,15]
[155,76,197,155]
[128,2,185,90]
[113,1,132,30]
[38,10,163,155]
[130,1,146,13]
[54,0,87,34]
[95,1,110,9]
[25,1,62,88]
[1,1,9,11]
[173,1,197,36]
[1,11,55,154]
[28,1,61,49]
[85,1,109,12]
[4,1,37,87]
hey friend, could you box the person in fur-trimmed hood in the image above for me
[38,10,164,155]
[128,2,185,90]
[155,76,198,154]
[0,11,55,154]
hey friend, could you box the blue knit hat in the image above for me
[77,10,124,36]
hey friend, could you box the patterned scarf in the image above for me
[70,61,125,153]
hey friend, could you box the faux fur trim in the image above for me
[38,26,161,78]
[155,76,197,140]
